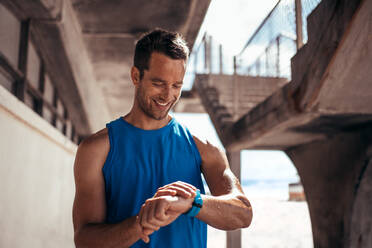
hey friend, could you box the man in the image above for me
[73,29,252,248]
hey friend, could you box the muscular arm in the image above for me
[194,137,253,230]
[73,129,149,248]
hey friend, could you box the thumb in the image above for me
[141,234,150,243]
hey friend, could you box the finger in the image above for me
[141,201,160,231]
[156,186,192,198]
[141,235,150,243]
[148,199,171,228]
[171,181,197,196]
[159,181,197,192]
[175,181,197,191]
[154,189,177,197]
[163,185,195,198]
[138,204,145,225]
[156,196,171,220]
[143,227,155,236]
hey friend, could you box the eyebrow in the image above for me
[150,77,167,83]
[150,77,183,85]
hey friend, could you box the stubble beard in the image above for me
[136,85,174,121]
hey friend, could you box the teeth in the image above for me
[155,100,168,106]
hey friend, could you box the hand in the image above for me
[154,181,197,199]
[135,215,155,243]
[138,181,197,243]
[138,195,193,236]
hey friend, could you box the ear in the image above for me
[131,66,140,86]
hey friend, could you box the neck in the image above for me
[123,105,171,130]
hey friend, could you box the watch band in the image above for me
[185,189,203,217]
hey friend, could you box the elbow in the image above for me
[74,228,88,248]
[237,195,253,228]
[74,229,83,248]
[239,205,253,228]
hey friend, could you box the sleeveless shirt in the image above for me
[103,117,207,247]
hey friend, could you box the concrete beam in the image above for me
[26,0,110,135]
[0,0,62,20]
[178,0,211,50]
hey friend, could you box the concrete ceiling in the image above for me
[71,0,210,118]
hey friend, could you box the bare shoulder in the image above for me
[192,135,229,168]
[75,128,110,172]
[79,128,109,151]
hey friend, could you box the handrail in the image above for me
[238,0,281,56]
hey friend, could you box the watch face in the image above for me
[193,202,203,208]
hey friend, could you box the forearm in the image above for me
[74,216,143,248]
[196,193,252,230]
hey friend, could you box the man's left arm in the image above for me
[193,136,253,230]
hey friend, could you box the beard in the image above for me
[136,84,175,120]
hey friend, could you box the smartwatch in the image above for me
[185,189,203,217]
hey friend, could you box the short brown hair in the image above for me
[134,29,189,79]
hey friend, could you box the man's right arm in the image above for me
[72,129,150,248]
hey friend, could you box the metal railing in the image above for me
[185,0,321,88]
[237,0,321,78]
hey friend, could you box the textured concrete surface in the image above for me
[348,149,372,248]
[0,85,76,247]
[286,128,372,248]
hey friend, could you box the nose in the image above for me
[159,86,172,101]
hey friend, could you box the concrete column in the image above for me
[226,150,241,248]
[348,146,372,247]
[286,128,372,248]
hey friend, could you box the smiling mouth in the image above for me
[154,99,171,109]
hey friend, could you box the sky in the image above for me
[196,0,278,55]
[174,0,299,188]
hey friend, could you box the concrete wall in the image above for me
[0,85,76,247]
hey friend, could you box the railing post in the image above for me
[194,51,198,75]
[265,47,269,76]
[203,34,208,73]
[233,56,237,75]
[208,35,213,74]
[219,44,223,74]
[15,19,30,102]
[276,36,280,77]
[295,0,304,49]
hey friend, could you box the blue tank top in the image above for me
[103,117,207,248]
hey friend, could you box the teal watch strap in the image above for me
[185,189,203,217]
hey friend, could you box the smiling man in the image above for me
[72,29,252,248]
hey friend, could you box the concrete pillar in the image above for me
[348,146,372,247]
[226,150,241,248]
[286,128,372,248]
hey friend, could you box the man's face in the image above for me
[134,52,186,120]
